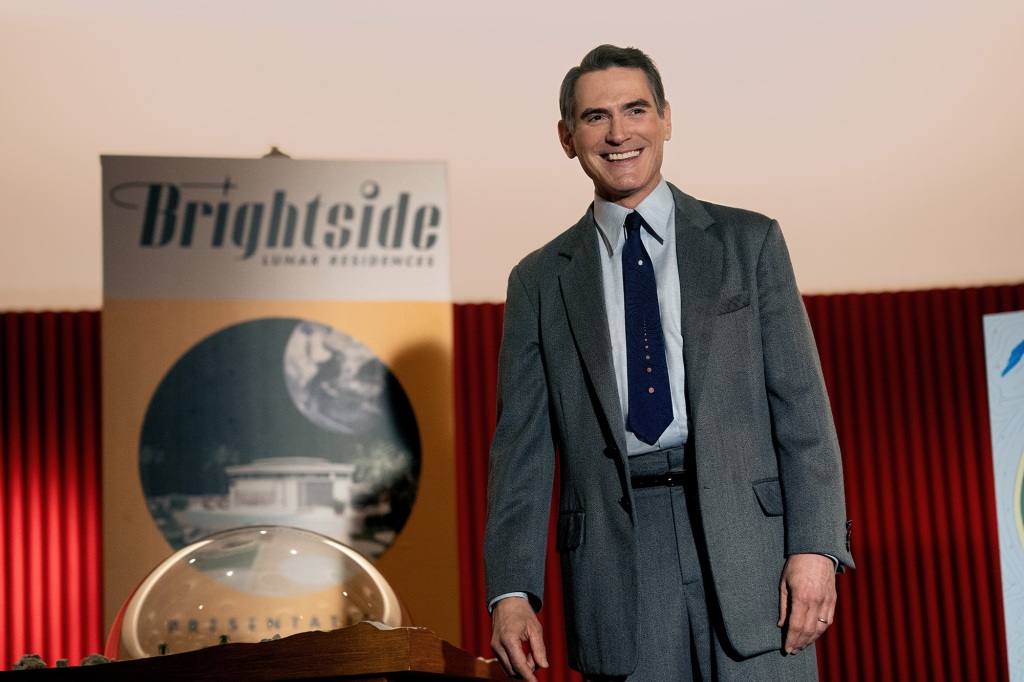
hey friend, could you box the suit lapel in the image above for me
[555,188,721,455]
[558,211,628,455]
[671,185,721,410]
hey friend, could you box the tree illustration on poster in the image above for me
[139,318,420,561]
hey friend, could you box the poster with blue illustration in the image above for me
[984,309,1024,679]
[101,156,459,646]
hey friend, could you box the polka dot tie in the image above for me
[622,210,673,445]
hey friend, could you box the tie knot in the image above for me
[624,211,645,234]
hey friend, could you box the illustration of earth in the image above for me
[138,317,421,556]
[283,321,387,434]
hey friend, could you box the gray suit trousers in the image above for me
[584,447,819,682]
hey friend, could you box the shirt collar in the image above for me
[593,179,674,257]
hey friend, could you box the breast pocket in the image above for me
[718,289,750,315]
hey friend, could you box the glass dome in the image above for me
[106,525,408,660]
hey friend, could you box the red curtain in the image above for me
[805,287,1016,682]
[454,303,582,682]
[2,284,1023,677]
[0,312,103,669]
[455,284,1024,682]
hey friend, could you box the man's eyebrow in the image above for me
[578,106,611,120]
[578,100,653,120]
[623,99,652,110]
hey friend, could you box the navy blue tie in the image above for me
[622,211,673,445]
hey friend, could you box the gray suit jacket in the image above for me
[483,184,854,676]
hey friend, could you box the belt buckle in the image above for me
[631,469,687,489]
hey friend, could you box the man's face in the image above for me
[558,66,672,209]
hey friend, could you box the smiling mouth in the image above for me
[604,150,641,162]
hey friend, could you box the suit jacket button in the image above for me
[619,495,631,513]
[604,445,619,458]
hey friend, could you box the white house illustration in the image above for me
[224,457,358,513]
[185,457,368,543]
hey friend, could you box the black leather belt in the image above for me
[630,469,689,489]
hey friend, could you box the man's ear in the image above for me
[557,120,577,159]
[663,101,672,142]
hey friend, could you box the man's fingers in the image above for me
[782,596,812,653]
[493,646,514,678]
[778,554,838,654]
[784,598,831,652]
[507,636,539,682]
[527,628,549,669]
[792,615,829,651]
[490,597,546,680]
[492,634,537,682]
[783,606,820,653]
[777,581,789,628]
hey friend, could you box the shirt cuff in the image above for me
[488,592,529,613]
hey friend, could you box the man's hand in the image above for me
[777,553,837,655]
[490,596,549,681]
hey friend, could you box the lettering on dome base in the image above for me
[166,613,342,636]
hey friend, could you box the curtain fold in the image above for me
[804,287,1014,682]
[1,312,103,669]
[454,301,581,682]
[454,303,504,660]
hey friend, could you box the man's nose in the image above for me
[606,116,628,144]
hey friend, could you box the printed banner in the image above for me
[101,156,459,650]
[984,309,1024,679]
[103,156,449,301]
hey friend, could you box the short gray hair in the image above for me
[559,45,667,132]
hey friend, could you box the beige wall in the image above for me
[1,0,1022,309]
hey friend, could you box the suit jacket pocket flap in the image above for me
[718,289,751,314]
[556,510,585,553]
[752,478,784,516]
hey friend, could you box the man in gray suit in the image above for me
[484,45,854,681]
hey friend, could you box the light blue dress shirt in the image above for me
[489,180,691,611]
[593,179,688,455]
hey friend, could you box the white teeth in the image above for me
[606,150,640,161]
